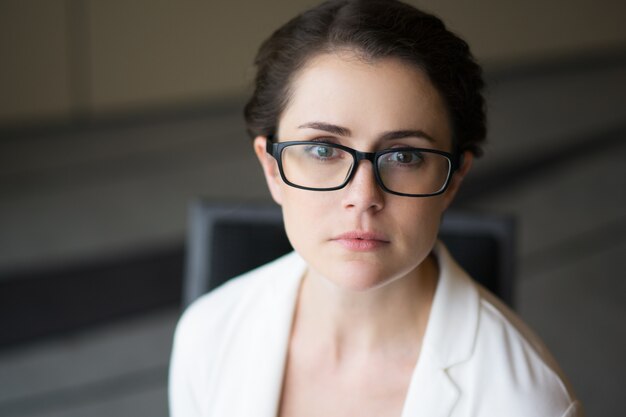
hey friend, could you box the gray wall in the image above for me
[2,0,626,124]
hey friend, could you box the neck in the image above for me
[292,253,438,361]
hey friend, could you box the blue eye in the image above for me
[305,144,338,160]
[315,145,332,158]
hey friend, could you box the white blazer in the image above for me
[169,243,583,417]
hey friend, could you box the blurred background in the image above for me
[1,0,625,416]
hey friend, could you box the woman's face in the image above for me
[254,52,472,291]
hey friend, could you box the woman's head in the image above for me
[254,53,462,291]
[249,0,484,291]
[244,0,486,157]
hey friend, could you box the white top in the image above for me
[169,243,584,417]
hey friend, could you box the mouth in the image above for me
[331,231,390,251]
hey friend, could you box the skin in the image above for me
[253,51,473,417]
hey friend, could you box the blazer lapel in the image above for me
[401,242,480,416]
[401,360,459,417]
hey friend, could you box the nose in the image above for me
[341,159,384,213]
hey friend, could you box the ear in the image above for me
[253,136,284,205]
[441,151,473,210]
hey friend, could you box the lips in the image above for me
[331,231,390,251]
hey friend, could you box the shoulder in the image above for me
[173,251,302,354]
[470,287,583,415]
[169,251,304,415]
[453,274,583,415]
[432,243,583,416]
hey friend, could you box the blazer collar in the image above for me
[422,241,480,369]
[401,242,480,416]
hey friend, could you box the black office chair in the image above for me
[183,200,516,308]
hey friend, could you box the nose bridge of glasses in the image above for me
[353,149,377,164]
[352,150,378,174]
[348,150,380,185]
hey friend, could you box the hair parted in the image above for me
[244,0,486,156]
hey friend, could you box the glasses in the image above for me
[266,139,459,197]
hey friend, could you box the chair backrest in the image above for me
[183,200,516,308]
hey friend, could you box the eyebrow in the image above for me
[297,122,351,137]
[379,129,435,143]
[297,121,435,143]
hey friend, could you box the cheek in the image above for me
[279,188,333,252]
[393,197,446,248]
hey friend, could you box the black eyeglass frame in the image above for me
[265,137,461,197]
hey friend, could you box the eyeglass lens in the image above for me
[280,143,451,195]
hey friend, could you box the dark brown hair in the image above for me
[244,0,486,156]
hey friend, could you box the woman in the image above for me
[169,1,583,416]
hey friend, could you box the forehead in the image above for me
[278,52,452,148]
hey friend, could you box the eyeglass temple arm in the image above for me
[265,135,275,155]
